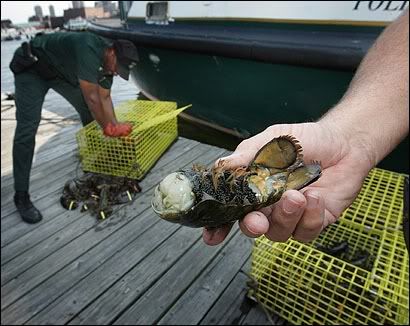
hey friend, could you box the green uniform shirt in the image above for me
[31,31,113,89]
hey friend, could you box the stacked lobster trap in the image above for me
[76,100,190,179]
[249,168,409,325]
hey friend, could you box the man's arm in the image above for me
[98,83,117,123]
[202,9,409,246]
[320,9,409,169]
[79,79,117,128]
[79,79,132,137]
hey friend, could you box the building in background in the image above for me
[49,5,56,17]
[104,1,116,14]
[28,15,40,22]
[72,1,85,9]
[95,1,117,17]
[1,19,13,29]
[64,6,107,21]
[50,16,65,29]
[34,5,43,21]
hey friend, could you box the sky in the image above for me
[1,1,97,24]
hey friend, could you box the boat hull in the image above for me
[89,19,408,173]
[131,46,408,173]
[131,45,353,135]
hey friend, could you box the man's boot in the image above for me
[14,191,43,224]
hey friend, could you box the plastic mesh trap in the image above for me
[76,100,189,179]
[250,168,409,325]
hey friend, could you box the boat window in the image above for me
[146,1,169,24]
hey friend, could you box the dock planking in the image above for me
[1,99,284,324]
[200,268,252,325]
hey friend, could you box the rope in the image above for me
[242,271,277,325]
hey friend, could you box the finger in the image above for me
[203,223,234,246]
[239,211,270,238]
[265,190,306,242]
[292,191,325,243]
[214,151,255,169]
[259,206,272,217]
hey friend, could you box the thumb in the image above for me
[215,150,255,169]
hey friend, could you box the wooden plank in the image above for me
[201,261,283,326]
[77,227,240,325]
[1,141,77,181]
[0,118,77,155]
[0,135,189,194]
[1,167,78,221]
[241,255,253,278]
[1,165,78,223]
[27,224,203,325]
[1,208,166,325]
[1,143,227,317]
[1,101,77,159]
[1,137,192,224]
[1,138,194,250]
[2,139,221,321]
[1,144,78,192]
[1,174,78,248]
[1,136,200,284]
[156,235,253,325]
[200,271,251,325]
[1,142,198,252]
[1,206,89,285]
[1,134,78,176]
[0,118,78,166]
[1,140,210,280]
[1,151,79,204]
[0,138,201,249]
[241,304,280,325]
[1,138,200,246]
[1,137,188,218]
[0,116,78,150]
[240,257,286,326]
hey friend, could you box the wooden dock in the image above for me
[1,97,284,325]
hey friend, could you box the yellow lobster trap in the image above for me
[76,100,190,179]
[249,168,409,325]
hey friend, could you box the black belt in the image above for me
[29,45,60,80]
[9,41,60,80]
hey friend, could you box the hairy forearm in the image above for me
[84,95,110,128]
[80,80,118,128]
[320,10,409,168]
[100,95,117,125]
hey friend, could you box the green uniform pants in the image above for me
[13,70,94,192]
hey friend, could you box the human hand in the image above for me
[203,121,374,245]
[103,122,133,137]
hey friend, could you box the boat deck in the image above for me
[1,97,284,325]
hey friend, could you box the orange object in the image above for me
[103,122,132,137]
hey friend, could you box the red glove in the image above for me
[103,122,133,137]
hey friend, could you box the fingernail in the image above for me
[204,227,216,241]
[307,193,320,209]
[283,198,301,214]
